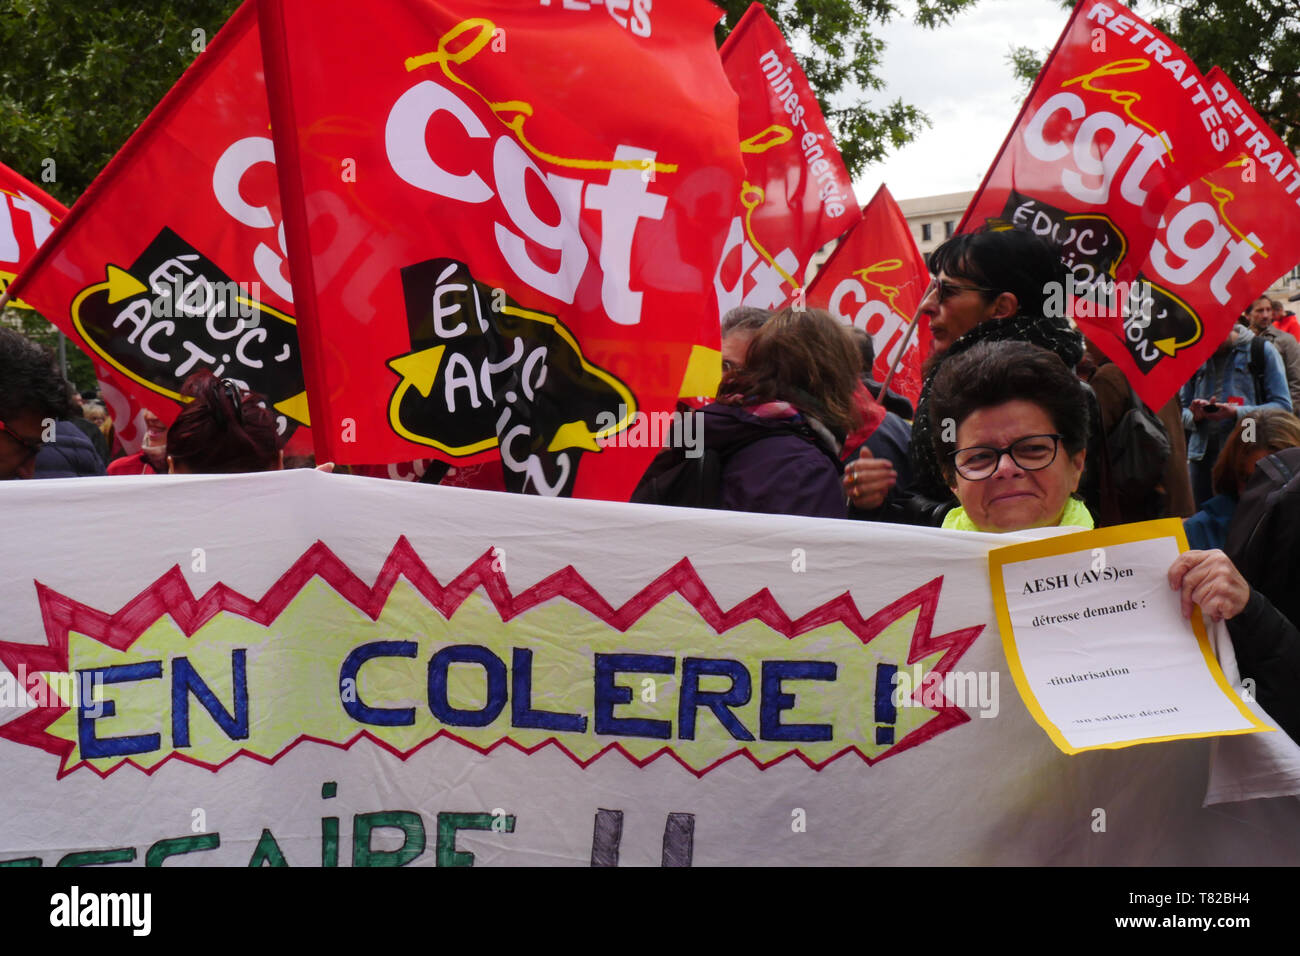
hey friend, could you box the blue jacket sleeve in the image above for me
[1240,340,1293,416]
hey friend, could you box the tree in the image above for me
[0,1,240,391]
[716,1,982,176]
[0,0,242,206]
[1007,0,1300,151]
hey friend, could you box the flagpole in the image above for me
[875,299,926,405]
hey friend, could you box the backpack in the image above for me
[1248,334,1269,405]
[1105,385,1171,521]
[1226,446,1300,628]
[631,410,836,510]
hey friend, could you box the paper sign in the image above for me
[988,519,1268,754]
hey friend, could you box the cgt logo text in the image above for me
[50,886,151,936]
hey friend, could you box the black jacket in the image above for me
[1227,590,1300,745]
[34,420,106,479]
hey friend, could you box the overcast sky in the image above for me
[851,0,1071,203]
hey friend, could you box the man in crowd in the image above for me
[1180,321,1292,507]
[1247,295,1300,410]
[1273,298,1300,341]
[720,306,770,376]
[0,328,71,479]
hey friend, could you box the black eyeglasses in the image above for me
[929,277,996,302]
[0,418,43,461]
[950,434,1062,480]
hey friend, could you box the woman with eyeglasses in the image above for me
[933,340,1300,744]
[844,228,1106,525]
[928,340,1092,532]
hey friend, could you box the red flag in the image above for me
[7,1,312,453]
[959,0,1243,407]
[806,186,930,408]
[259,0,744,499]
[0,162,66,309]
[1072,68,1300,409]
[716,2,859,315]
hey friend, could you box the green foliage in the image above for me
[0,0,241,206]
[0,1,240,385]
[1148,0,1299,151]
[1006,0,1300,150]
[715,0,981,176]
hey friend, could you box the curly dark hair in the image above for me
[0,328,73,421]
[166,371,281,473]
[928,340,1090,483]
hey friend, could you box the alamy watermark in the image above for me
[1043,274,1154,326]
[0,665,103,717]
[892,664,999,718]
[149,274,263,325]
[593,404,703,459]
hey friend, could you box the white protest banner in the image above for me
[0,471,1297,866]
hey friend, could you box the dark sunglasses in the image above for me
[929,277,996,302]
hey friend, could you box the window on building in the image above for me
[921,223,932,242]
[944,220,955,239]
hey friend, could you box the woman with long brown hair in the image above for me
[633,307,860,518]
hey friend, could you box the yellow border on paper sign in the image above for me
[987,518,1270,755]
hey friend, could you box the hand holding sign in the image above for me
[1168,549,1251,623]
[989,519,1267,753]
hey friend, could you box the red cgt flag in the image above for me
[0,162,66,309]
[716,2,859,316]
[7,1,312,454]
[959,0,1242,408]
[259,0,744,499]
[806,186,930,408]
[1074,69,1300,410]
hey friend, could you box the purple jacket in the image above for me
[704,404,846,519]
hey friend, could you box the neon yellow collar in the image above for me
[942,496,1095,532]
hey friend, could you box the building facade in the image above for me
[896,190,975,256]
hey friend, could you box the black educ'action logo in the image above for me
[386,258,635,496]
[71,227,309,436]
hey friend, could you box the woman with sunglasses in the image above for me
[845,228,1105,525]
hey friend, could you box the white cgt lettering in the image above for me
[212,136,294,303]
[492,135,588,305]
[1150,195,1260,305]
[1149,200,1230,286]
[1022,91,1172,208]
[386,80,664,323]
[386,82,492,204]
[828,278,892,333]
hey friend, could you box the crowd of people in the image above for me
[2,227,1298,743]
[635,229,1300,744]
